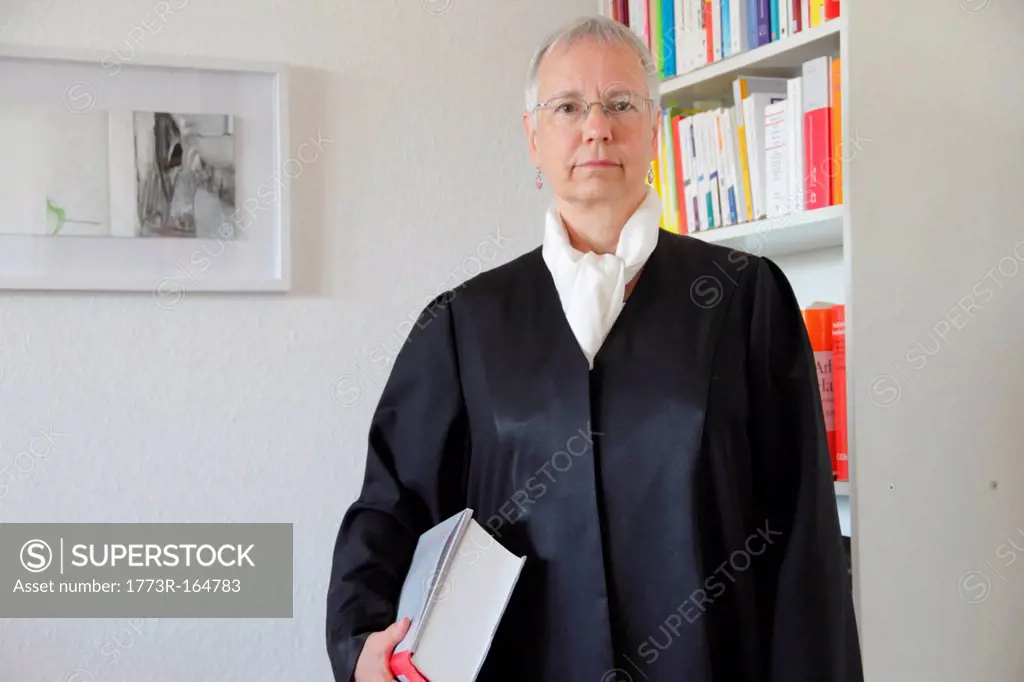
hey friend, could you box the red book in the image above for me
[802,56,832,210]
[825,0,840,20]
[803,304,836,468]
[672,114,689,234]
[832,304,849,481]
[705,0,714,64]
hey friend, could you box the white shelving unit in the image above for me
[604,2,1024,678]
[686,204,843,257]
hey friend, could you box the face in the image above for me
[523,38,659,207]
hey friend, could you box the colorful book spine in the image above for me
[769,0,780,41]
[803,305,836,467]
[756,0,771,46]
[661,0,676,78]
[802,56,832,210]
[651,0,663,78]
[809,0,824,26]
[830,56,843,205]
[832,304,848,481]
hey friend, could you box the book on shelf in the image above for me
[389,509,526,682]
[651,55,841,235]
[800,302,849,483]
[607,0,841,79]
[832,303,848,481]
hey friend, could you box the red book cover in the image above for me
[803,305,836,469]
[391,650,430,682]
[672,114,689,234]
[802,57,832,210]
[792,0,802,32]
[832,304,848,481]
[704,0,714,64]
[825,0,840,20]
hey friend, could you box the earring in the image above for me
[535,168,543,190]
[647,165,654,185]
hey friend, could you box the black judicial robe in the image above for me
[326,229,863,682]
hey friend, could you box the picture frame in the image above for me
[0,45,291,295]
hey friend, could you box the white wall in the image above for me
[848,0,1024,679]
[0,0,593,679]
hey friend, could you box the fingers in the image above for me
[382,615,411,649]
[356,618,410,682]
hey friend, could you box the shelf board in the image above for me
[659,18,844,106]
[683,204,843,258]
[835,481,851,497]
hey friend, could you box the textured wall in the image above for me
[0,0,593,679]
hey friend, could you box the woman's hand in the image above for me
[353,616,411,682]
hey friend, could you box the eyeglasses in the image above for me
[533,92,655,127]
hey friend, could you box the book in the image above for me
[802,302,836,470]
[764,99,790,219]
[802,55,832,210]
[390,509,526,682]
[832,304,849,481]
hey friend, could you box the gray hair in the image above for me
[524,15,661,114]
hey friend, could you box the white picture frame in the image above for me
[0,45,291,295]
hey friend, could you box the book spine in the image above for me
[769,0,779,41]
[825,0,840,19]
[756,0,771,46]
[662,0,676,78]
[832,304,848,481]
[672,115,689,233]
[391,651,429,682]
[764,101,788,218]
[830,56,842,205]
[802,56,832,210]
[803,307,836,466]
[809,0,824,26]
[721,0,731,58]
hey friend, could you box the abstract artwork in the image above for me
[133,112,236,239]
[0,105,111,236]
[0,107,235,238]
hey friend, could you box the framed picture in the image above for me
[0,45,291,296]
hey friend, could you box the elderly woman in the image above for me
[326,14,862,682]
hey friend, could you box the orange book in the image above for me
[832,304,848,481]
[802,304,836,471]
[830,57,843,205]
[672,114,689,234]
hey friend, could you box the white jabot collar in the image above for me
[541,186,663,370]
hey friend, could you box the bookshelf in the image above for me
[601,0,852,572]
[660,18,843,106]
[604,1,1024,678]
[602,3,850,512]
[686,204,842,257]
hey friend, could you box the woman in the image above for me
[327,15,862,682]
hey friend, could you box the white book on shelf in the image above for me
[694,111,709,230]
[725,105,748,225]
[764,99,790,219]
[704,112,723,228]
[674,0,685,76]
[390,509,526,682]
[787,76,805,212]
[731,76,788,222]
[718,108,737,225]
[779,0,790,40]
[730,0,747,56]
[744,91,787,221]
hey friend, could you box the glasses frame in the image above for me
[532,93,658,125]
